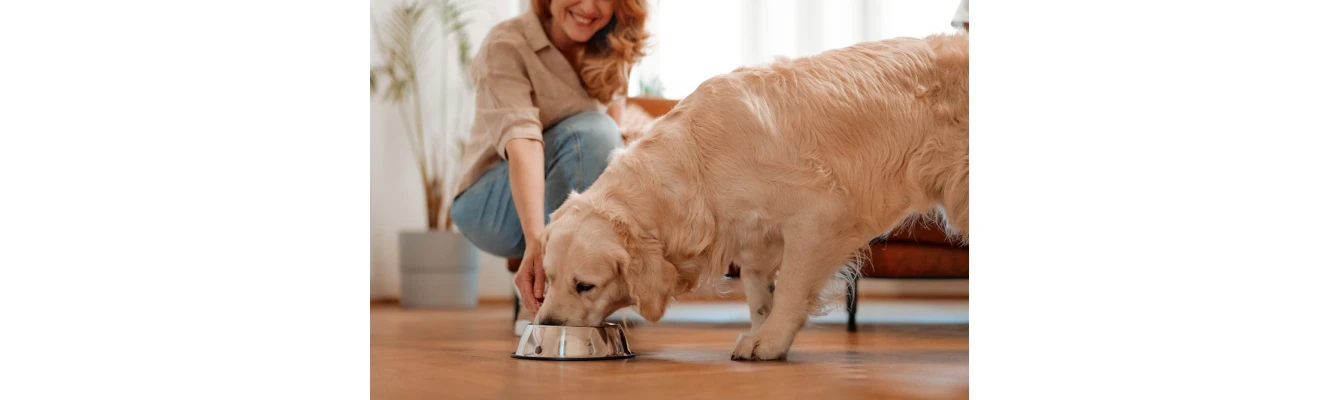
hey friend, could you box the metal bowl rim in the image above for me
[509,353,636,361]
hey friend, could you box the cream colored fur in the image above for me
[535,34,968,361]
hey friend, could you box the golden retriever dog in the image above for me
[535,33,967,361]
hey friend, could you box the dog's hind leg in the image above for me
[732,218,871,361]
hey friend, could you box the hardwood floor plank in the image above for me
[372,302,968,399]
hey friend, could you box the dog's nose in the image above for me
[538,317,564,326]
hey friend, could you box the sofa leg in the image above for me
[513,293,520,323]
[847,278,858,332]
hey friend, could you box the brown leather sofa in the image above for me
[507,97,969,330]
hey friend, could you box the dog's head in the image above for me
[534,193,679,326]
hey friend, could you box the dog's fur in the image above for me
[535,34,968,361]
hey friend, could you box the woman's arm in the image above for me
[505,138,547,245]
[471,39,548,245]
[470,39,551,313]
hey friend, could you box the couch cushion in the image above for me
[862,241,969,278]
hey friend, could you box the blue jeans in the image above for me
[451,111,622,259]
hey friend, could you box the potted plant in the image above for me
[372,0,479,308]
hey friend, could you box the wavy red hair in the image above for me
[532,0,649,103]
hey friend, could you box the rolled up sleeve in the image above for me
[473,41,543,160]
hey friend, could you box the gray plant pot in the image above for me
[398,230,480,308]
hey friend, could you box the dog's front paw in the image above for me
[730,332,789,361]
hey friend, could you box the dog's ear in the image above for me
[607,213,677,323]
[620,253,676,323]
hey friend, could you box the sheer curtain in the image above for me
[631,0,962,99]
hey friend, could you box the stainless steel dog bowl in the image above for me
[511,323,636,361]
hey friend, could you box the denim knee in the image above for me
[485,237,526,259]
[573,113,619,157]
[456,218,526,259]
[569,112,621,162]
[556,112,621,155]
[450,182,526,259]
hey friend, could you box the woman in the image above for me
[450,0,649,325]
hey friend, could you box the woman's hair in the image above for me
[532,0,649,103]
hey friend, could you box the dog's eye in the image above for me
[576,282,595,293]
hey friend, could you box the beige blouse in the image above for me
[454,11,608,197]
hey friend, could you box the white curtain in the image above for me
[632,0,962,99]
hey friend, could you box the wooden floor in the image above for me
[372,300,968,399]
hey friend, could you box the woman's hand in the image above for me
[515,236,547,316]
